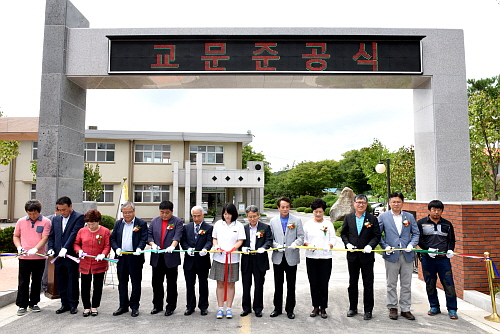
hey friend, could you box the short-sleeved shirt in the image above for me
[14,215,51,260]
[212,220,246,264]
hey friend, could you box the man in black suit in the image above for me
[180,205,213,316]
[110,201,148,317]
[341,194,381,320]
[240,205,273,318]
[47,196,84,315]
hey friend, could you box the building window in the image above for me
[84,184,114,203]
[135,144,171,163]
[190,145,224,164]
[32,141,38,161]
[30,184,36,200]
[134,185,170,203]
[85,143,115,162]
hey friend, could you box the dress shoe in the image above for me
[320,308,327,319]
[400,311,415,320]
[56,306,71,314]
[364,312,372,320]
[287,312,295,319]
[389,308,398,320]
[255,311,262,317]
[165,309,174,316]
[200,309,208,316]
[70,307,78,314]
[91,311,98,317]
[150,308,162,314]
[310,307,319,317]
[113,307,129,316]
[240,310,250,317]
[131,309,139,317]
[184,308,195,316]
[347,309,358,317]
[270,310,282,317]
[83,310,90,317]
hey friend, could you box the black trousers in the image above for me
[347,257,374,312]
[54,257,80,308]
[241,255,267,313]
[116,254,143,309]
[306,258,332,308]
[273,258,297,313]
[80,272,105,309]
[184,263,209,310]
[16,259,45,308]
[152,259,178,311]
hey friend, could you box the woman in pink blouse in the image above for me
[74,209,111,317]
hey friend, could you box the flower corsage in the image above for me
[320,226,328,236]
[167,224,175,230]
[364,219,372,228]
[133,225,141,232]
[256,230,264,238]
[403,219,410,227]
[96,234,103,244]
[287,223,296,229]
[198,229,206,235]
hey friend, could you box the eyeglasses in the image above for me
[122,211,134,215]
[355,201,367,205]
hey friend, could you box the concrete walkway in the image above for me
[1,210,500,333]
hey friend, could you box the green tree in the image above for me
[358,139,392,201]
[339,149,370,194]
[242,145,272,184]
[284,160,340,197]
[467,76,500,200]
[390,145,416,199]
[265,169,293,199]
[83,163,103,201]
[0,111,20,165]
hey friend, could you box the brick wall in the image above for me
[404,201,500,299]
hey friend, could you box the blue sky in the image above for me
[1,0,499,171]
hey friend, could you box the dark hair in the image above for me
[277,197,291,208]
[56,196,72,206]
[84,209,102,223]
[159,200,174,211]
[428,200,444,211]
[388,193,404,202]
[354,194,368,203]
[311,198,326,211]
[25,200,42,213]
[222,203,238,222]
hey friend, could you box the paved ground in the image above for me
[1,210,500,333]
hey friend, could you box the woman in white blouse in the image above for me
[303,198,337,319]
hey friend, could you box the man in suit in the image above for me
[47,196,85,315]
[379,192,419,320]
[240,205,273,318]
[148,200,184,316]
[269,197,304,319]
[110,201,148,317]
[341,194,381,320]
[180,205,213,316]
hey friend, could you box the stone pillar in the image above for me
[196,153,202,207]
[37,0,89,215]
[184,160,191,222]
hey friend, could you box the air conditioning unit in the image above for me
[247,161,263,171]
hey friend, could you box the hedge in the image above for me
[304,207,313,213]
[101,215,116,230]
[325,207,331,216]
[293,195,316,209]
[296,207,307,212]
[0,226,16,253]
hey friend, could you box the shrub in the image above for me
[334,221,343,232]
[101,215,116,231]
[304,207,313,213]
[264,194,275,202]
[264,204,274,209]
[325,207,331,216]
[293,195,316,209]
[0,227,16,253]
[296,207,306,212]
[271,204,278,209]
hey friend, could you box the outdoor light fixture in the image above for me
[376,159,391,209]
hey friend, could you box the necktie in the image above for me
[195,224,200,240]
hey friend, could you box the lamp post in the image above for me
[375,158,391,209]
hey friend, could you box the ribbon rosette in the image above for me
[133,225,141,232]
[364,220,372,228]
[403,219,410,227]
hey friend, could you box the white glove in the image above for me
[428,248,437,258]
[17,246,24,255]
[96,254,105,261]
[322,244,331,251]
[199,248,208,256]
[278,244,286,252]
[166,246,175,253]
[47,249,55,257]
[346,243,355,252]
[187,248,195,256]
[151,243,160,252]
[212,246,223,254]
[27,247,38,256]
[78,249,85,258]
[363,245,372,253]
[446,250,454,258]
[116,248,122,256]
[405,244,413,253]
[241,246,250,254]
[133,248,141,256]
[257,247,266,254]
[288,242,297,249]
[58,248,67,258]
[385,246,394,255]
